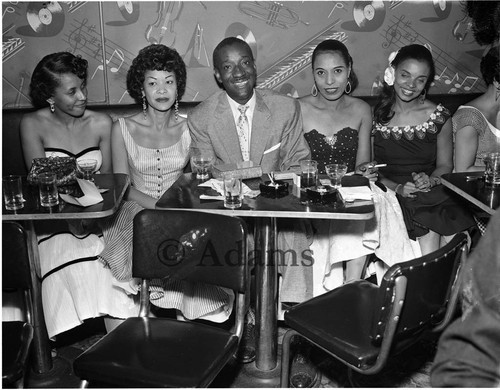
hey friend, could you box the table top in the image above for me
[2,174,130,221]
[156,173,375,220]
[441,171,499,216]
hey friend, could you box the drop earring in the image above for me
[175,97,179,121]
[142,95,147,119]
[311,84,318,97]
[49,101,55,113]
[345,81,352,94]
[420,89,427,104]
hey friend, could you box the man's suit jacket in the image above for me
[188,88,311,173]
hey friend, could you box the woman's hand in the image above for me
[356,161,379,181]
[411,172,432,192]
[395,182,418,198]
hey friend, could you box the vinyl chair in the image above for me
[2,222,35,389]
[280,233,468,387]
[73,209,249,388]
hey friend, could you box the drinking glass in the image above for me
[77,159,98,181]
[191,154,214,181]
[483,152,500,185]
[222,172,242,209]
[300,160,318,189]
[3,175,24,210]
[38,172,59,207]
[325,163,348,189]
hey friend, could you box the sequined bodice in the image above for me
[304,128,358,173]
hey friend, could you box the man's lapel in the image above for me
[250,91,272,164]
[214,93,243,162]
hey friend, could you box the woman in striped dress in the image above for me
[100,44,234,323]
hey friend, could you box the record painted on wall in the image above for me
[106,2,140,26]
[341,1,386,32]
[17,2,65,37]
[420,0,452,22]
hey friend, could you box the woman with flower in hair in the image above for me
[373,44,474,254]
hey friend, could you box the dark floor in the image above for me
[24,316,437,388]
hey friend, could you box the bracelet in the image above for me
[395,184,403,195]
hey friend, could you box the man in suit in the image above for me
[188,37,310,173]
[188,37,312,366]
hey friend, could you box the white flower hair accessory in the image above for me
[383,50,399,86]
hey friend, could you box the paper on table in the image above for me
[60,179,104,207]
[198,178,260,198]
[337,186,373,201]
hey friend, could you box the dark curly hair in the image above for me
[311,39,359,93]
[374,44,435,125]
[29,52,88,108]
[127,44,187,104]
[480,45,500,86]
[465,1,500,46]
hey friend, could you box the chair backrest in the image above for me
[133,209,248,292]
[2,222,32,292]
[371,233,468,347]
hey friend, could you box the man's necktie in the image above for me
[237,105,250,161]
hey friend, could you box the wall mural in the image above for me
[2,0,489,109]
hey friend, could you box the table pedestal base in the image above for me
[239,359,282,388]
[25,356,73,388]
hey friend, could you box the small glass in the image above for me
[222,172,242,209]
[38,172,59,207]
[325,163,348,189]
[191,154,214,181]
[77,159,98,181]
[483,152,500,185]
[3,175,24,210]
[300,160,318,189]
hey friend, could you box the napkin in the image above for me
[198,179,260,198]
[60,179,104,207]
[337,186,373,202]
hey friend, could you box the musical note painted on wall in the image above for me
[382,15,418,48]
[91,48,125,79]
[328,2,347,19]
[145,1,182,45]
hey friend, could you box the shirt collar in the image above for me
[226,92,256,124]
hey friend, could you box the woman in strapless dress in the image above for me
[19,52,139,339]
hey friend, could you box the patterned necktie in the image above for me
[237,105,250,161]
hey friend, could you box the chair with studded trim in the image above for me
[73,209,249,388]
[280,233,468,387]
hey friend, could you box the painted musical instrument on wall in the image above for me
[238,1,308,29]
[145,1,182,45]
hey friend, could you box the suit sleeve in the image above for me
[279,98,311,171]
[187,108,216,158]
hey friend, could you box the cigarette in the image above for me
[369,164,387,168]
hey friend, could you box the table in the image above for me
[2,173,130,381]
[441,172,499,216]
[156,173,375,377]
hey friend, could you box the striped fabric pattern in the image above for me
[119,118,191,200]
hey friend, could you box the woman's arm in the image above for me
[413,118,454,190]
[432,118,454,177]
[20,114,45,169]
[96,114,113,173]
[454,125,482,172]
[111,120,157,209]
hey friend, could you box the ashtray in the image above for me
[259,180,289,198]
[306,185,337,204]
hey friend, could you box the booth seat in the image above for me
[2,94,480,176]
